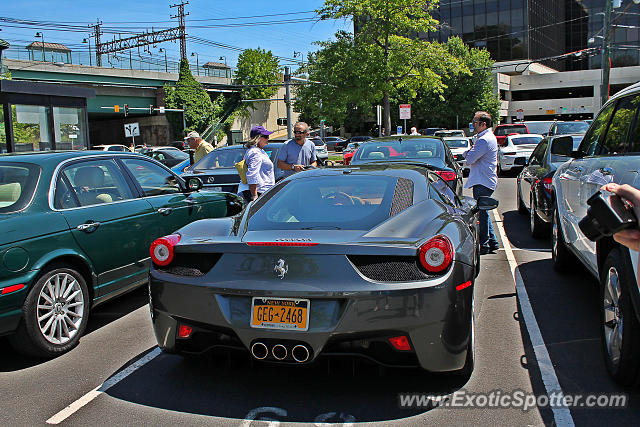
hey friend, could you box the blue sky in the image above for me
[0,0,352,69]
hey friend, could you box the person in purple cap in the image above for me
[238,125,275,203]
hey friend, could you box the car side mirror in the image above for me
[477,196,499,211]
[550,136,574,156]
[570,150,583,159]
[184,176,203,192]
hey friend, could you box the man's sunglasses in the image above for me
[294,130,307,135]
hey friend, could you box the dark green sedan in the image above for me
[0,151,243,357]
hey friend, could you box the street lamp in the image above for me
[191,52,199,76]
[293,51,304,64]
[219,56,227,65]
[159,48,168,73]
[35,32,46,62]
[82,38,92,66]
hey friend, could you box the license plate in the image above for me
[251,297,310,331]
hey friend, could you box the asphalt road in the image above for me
[1,175,639,426]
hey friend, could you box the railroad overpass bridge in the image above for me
[4,58,236,146]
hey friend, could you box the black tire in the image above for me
[8,264,90,358]
[551,208,574,272]
[600,248,640,386]
[516,181,527,215]
[497,162,503,177]
[529,192,547,238]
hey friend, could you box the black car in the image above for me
[323,136,348,151]
[419,128,445,136]
[180,143,286,193]
[349,136,464,196]
[146,148,189,168]
[516,134,583,237]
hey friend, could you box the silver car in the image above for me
[149,164,498,373]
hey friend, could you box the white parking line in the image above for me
[46,347,162,424]
[492,210,575,427]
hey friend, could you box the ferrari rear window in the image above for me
[247,175,397,230]
[0,162,40,213]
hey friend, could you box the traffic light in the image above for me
[124,104,129,117]
[277,117,287,126]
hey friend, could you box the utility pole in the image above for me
[91,21,102,66]
[170,1,189,60]
[601,0,613,107]
[284,66,293,139]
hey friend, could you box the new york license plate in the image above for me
[251,297,310,331]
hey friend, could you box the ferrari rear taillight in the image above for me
[177,324,193,338]
[543,177,553,194]
[388,335,411,351]
[150,234,181,266]
[435,171,457,181]
[418,235,453,273]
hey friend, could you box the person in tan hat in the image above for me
[184,131,214,163]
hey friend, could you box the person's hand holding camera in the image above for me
[601,183,640,251]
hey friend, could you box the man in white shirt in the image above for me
[410,127,419,135]
[464,111,499,254]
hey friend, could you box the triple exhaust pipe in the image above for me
[251,342,311,363]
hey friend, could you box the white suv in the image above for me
[552,81,640,386]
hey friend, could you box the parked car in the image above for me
[180,143,286,193]
[145,147,189,168]
[494,123,529,147]
[342,142,364,165]
[442,136,471,174]
[324,136,348,152]
[149,163,498,373]
[497,134,544,175]
[349,136,464,196]
[419,128,445,136]
[547,120,590,136]
[0,151,243,357]
[91,145,131,152]
[343,135,373,150]
[522,121,555,136]
[516,134,584,237]
[310,137,328,165]
[434,130,466,138]
[552,81,640,386]
[171,158,191,174]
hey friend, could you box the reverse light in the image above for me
[434,170,457,181]
[543,177,553,194]
[1,284,25,295]
[177,324,193,338]
[388,335,411,351]
[150,234,181,266]
[418,236,453,273]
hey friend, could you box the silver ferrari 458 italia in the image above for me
[148,164,497,373]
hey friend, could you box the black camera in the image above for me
[579,190,638,242]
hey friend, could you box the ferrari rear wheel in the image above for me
[516,182,527,215]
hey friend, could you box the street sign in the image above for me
[114,105,120,113]
[516,109,524,121]
[124,123,140,138]
[397,125,403,134]
[376,105,382,126]
[399,104,411,120]
[159,106,165,114]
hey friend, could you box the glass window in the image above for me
[0,105,6,154]
[601,95,640,155]
[247,176,396,231]
[444,138,469,148]
[59,160,134,207]
[579,102,615,156]
[121,158,181,196]
[628,99,640,153]
[11,104,52,151]
[511,136,543,145]
[529,140,548,166]
[193,148,246,170]
[353,139,445,162]
[53,107,88,150]
[0,162,41,213]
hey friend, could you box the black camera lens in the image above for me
[579,211,605,241]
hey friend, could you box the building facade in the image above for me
[427,0,640,70]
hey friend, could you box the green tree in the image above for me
[413,37,500,129]
[163,59,217,138]
[317,0,467,134]
[234,48,280,114]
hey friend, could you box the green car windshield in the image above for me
[248,176,397,231]
[0,163,41,213]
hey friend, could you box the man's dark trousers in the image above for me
[473,184,499,249]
